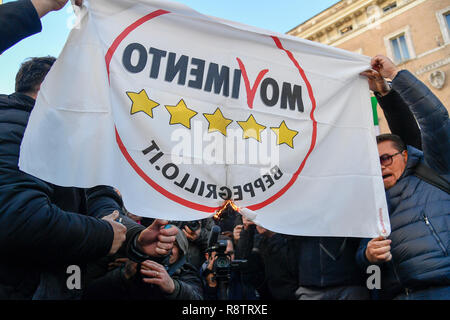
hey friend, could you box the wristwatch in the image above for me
[374,81,392,99]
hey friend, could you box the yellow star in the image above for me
[165,99,198,129]
[127,89,159,118]
[203,108,233,136]
[237,114,266,142]
[271,120,299,149]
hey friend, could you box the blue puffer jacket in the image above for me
[357,70,450,299]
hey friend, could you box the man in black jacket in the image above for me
[0,0,178,299]
[0,55,126,300]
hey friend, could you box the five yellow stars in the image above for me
[203,108,233,136]
[237,115,267,142]
[271,120,299,149]
[127,89,159,118]
[165,99,198,129]
[127,90,299,147]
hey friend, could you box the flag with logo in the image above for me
[19,0,389,237]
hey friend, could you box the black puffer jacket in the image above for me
[0,93,115,299]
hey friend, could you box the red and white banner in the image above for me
[19,0,389,237]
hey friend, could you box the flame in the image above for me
[213,200,240,221]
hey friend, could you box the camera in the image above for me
[210,239,247,281]
[181,220,200,232]
[206,228,247,300]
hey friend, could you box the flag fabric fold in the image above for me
[19,0,389,237]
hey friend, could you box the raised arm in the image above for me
[364,55,449,173]
[360,67,422,150]
[0,0,41,53]
[0,0,82,54]
[371,54,450,174]
[379,89,422,150]
[30,0,82,18]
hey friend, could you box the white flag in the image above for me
[19,0,389,238]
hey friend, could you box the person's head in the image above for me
[376,134,408,190]
[219,235,235,260]
[169,226,188,264]
[205,235,235,261]
[15,56,56,99]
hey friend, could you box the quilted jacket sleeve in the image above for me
[391,70,450,174]
[376,88,422,150]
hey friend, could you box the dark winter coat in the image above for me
[0,92,120,298]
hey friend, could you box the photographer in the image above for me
[83,226,203,300]
[176,218,215,270]
[201,234,257,300]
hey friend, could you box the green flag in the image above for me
[371,96,380,135]
[371,96,379,126]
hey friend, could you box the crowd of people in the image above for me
[0,0,448,300]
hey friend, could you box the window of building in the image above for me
[390,34,410,62]
[383,2,397,13]
[384,26,416,64]
[436,7,450,44]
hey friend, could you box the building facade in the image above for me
[288,0,450,133]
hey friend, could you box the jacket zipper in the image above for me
[388,256,402,290]
[423,214,448,256]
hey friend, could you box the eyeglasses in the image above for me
[379,151,402,166]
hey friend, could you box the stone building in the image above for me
[288,0,450,133]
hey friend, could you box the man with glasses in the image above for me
[357,55,450,300]
[377,134,408,191]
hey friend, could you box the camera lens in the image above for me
[187,221,200,231]
[215,256,229,268]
